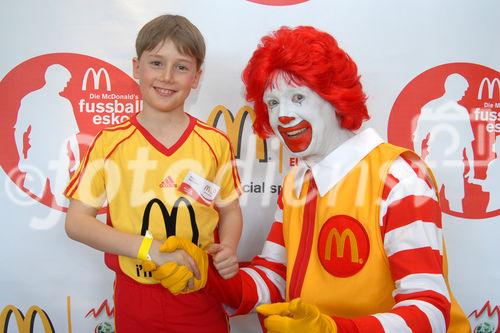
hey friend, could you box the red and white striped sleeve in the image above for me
[338,155,451,333]
[229,192,287,315]
[205,192,287,315]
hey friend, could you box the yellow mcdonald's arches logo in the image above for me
[0,305,55,333]
[324,228,361,264]
[208,105,268,162]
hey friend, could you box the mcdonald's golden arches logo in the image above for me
[317,215,369,277]
[208,105,268,161]
[0,304,55,333]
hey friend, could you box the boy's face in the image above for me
[263,72,338,160]
[133,39,202,114]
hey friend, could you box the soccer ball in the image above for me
[474,321,495,333]
[95,321,114,333]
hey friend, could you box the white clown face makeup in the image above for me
[263,73,341,163]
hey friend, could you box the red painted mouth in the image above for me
[278,120,312,152]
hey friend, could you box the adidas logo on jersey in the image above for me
[159,176,176,188]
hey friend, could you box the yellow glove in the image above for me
[257,298,337,333]
[155,236,208,294]
[152,262,194,295]
[142,259,157,272]
[141,242,193,295]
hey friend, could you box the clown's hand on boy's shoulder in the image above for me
[257,298,337,333]
[144,236,208,294]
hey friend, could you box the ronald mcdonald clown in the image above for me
[155,26,471,333]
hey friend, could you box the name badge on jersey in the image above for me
[178,171,220,206]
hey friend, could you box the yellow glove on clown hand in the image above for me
[256,298,337,333]
[152,262,194,295]
[142,259,157,272]
[141,239,192,295]
[153,236,208,294]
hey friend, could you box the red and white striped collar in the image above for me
[293,128,385,197]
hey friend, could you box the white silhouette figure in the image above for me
[413,73,474,213]
[471,137,500,212]
[14,64,80,207]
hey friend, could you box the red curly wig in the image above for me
[242,26,369,138]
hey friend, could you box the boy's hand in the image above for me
[207,243,239,279]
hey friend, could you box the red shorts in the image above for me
[113,273,229,333]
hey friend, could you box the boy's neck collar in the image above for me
[136,109,189,130]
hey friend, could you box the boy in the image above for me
[64,15,242,333]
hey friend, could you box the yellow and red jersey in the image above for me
[65,114,241,284]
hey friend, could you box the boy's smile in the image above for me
[133,39,201,115]
[154,87,176,97]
